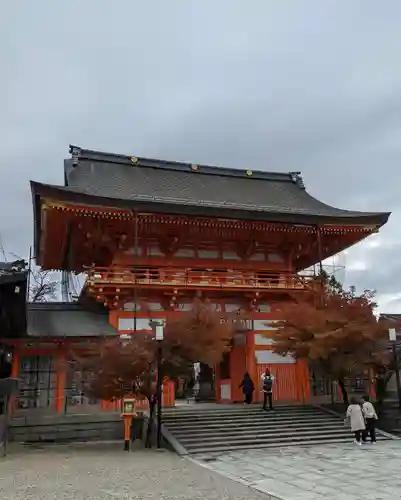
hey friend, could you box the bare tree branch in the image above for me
[29,269,59,302]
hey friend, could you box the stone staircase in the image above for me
[162,404,391,455]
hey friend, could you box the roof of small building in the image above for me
[30,145,390,226]
[0,260,28,286]
[380,313,401,322]
[26,302,118,338]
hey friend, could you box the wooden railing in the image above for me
[86,266,314,292]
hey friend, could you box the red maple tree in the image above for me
[72,296,236,403]
[272,278,395,405]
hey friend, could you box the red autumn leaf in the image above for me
[71,297,237,401]
[272,280,397,384]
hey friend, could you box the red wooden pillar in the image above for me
[295,360,310,404]
[246,332,257,394]
[10,348,19,378]
[369,369,376,399]
[55,344,67,413]
[9,347,20,416]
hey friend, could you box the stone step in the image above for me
[177,427,351,445]
[164,404,317,411]
[163,405,318,415]
[163,415,341,428]
[184,433,356,453]
[163,415,339,429]
[171,421,346,438]
[162,409,323,422]
[190,436,389,455]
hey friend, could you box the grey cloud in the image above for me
[2,0,401,310]
[345,242,401,296]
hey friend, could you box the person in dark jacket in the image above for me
[239,372,255,404]
[261,368,275,411]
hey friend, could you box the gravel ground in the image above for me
[0,442,270,500]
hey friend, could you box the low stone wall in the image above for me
[0,415,6,457]
[9,413,144,444]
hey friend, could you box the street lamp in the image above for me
[389,328,401,408]
[154,321,164,448]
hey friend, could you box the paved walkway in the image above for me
[0,442,268,499]
[194,440,401,500]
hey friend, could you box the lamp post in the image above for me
[154,321,164,448]
[389,328,401,408]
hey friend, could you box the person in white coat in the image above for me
[346,396,366,445]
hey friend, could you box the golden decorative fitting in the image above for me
[116,288,120,293]
[191,163,199,171]
[246,170,253,176]
[130,156,138,164]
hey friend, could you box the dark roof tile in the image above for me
[27,302,117,338]
[60,146,387,221]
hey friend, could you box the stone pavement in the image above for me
[0,442,269,500]
[194,440,401,500]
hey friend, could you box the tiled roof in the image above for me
[31,146,390,225]
[0,261,27,286]
[27,302,118,338]
[380,313,401,321]
[58,146,388,222]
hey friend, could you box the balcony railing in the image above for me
[86,266,314,292]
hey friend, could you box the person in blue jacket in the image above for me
[239,372,255,404]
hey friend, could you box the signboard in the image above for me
[389,328,397,342]
[122,397,135,415]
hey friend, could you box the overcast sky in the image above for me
[2,1,401,311]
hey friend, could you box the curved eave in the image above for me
[31,180,391,263]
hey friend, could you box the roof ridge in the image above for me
[69,145,304,186]
[27,301,82,310]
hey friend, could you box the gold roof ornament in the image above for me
[130,156,138,164]
[246,170,253,176]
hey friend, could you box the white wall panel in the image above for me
[253,319,279,331]
[268,253,284,262]
[255,350,295,364]
[254,334,274,346]
[148,246,163,256]
[220,382,231,400]
[198,249,218,258]
[147,302,164,311]
[222,251,241,260]
[178,303,192,311]
[118,317,157,331]
[174,248,195,257]
[225,303,242,312]
[249,253,265,261]
[123,302,142,311]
